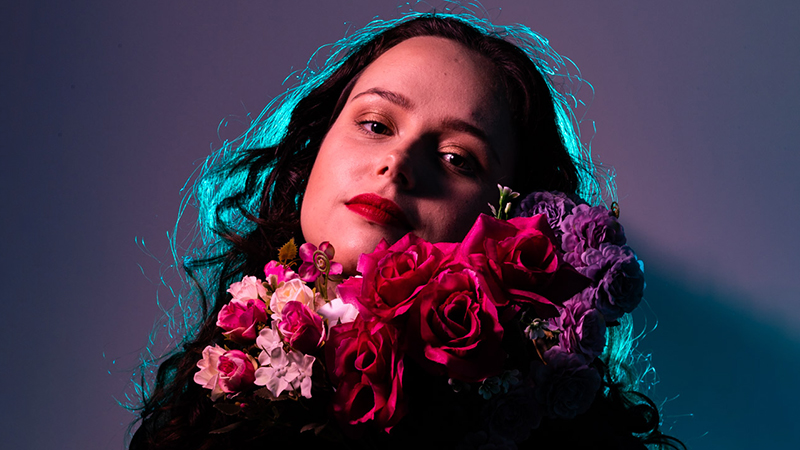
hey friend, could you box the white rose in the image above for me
[270,278,317,319]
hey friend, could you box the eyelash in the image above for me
[355,118,479,176]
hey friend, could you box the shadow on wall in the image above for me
[634,268,800,449]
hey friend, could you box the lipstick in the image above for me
[345,193,411,228]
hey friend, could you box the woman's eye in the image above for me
[358,120,392,136]
[442,152,475,174]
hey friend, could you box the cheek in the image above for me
[430,184,497,242]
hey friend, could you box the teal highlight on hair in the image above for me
[192,3,615,255]
[128,1,623,428]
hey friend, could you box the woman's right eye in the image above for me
[357,120,393,136]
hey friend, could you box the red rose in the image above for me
[325,316,405,432]
[216,298,268,344]
[338,234,446,322]
[408,267,505,382]
[277,301,324,354]
[460,214,589,318]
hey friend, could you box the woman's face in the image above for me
[301,36,517,274]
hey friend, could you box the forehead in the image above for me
[348,36,507,124]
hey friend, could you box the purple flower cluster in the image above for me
[561,203,626,267]
[516,192,644,323]
[578,244,645,321]
[514,191,576,239]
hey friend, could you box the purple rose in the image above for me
[551,297,607,361]
[514,191,577,240]
[533,349,601,419]
[560,204,626,267]
[579,244,645,321]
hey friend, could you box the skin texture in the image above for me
[301,36,518,274]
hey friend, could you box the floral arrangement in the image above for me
[193,188,645,448]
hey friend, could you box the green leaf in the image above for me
[278,238,298,265]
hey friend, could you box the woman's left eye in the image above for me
[441,152,476,175]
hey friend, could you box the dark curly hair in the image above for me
[129,11,682,450]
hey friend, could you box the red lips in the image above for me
[345,193,411,228]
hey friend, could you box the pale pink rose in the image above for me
[227,275,268,302]
[270,278,319,319]
[194,344,226,400]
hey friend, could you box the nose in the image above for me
[376,146,416,190]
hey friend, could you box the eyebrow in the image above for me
[351,87,500,163]
[351,87,414,109]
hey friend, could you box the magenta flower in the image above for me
[337,233,446,322]
[326,317,406,432]
[263,260,299,287]
[298,241,343,283]
[408,267,506,382]
[277,301,325,354]
[459,214,589,317]
[216,298,269,344]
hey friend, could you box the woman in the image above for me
[130,10,681,450]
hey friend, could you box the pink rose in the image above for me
[338,234,446,322]
[277,301,325,354]
[216,298,268,344]
[408,268,505,382]
[263,260,299,287]
[217,349,258,394]
[193,345,257,400]
[460,214,589,318]
[325,316,405,432]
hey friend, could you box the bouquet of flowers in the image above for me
[193,187,645,447]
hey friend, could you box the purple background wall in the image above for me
[3,1,798,448]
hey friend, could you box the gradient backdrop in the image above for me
[3,1,799,448]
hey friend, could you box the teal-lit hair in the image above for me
[128,7,686,449]
[190,7,613,259]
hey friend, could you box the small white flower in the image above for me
[256,326,283,354]
[287,351,315,399]
[317,297,359,325]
